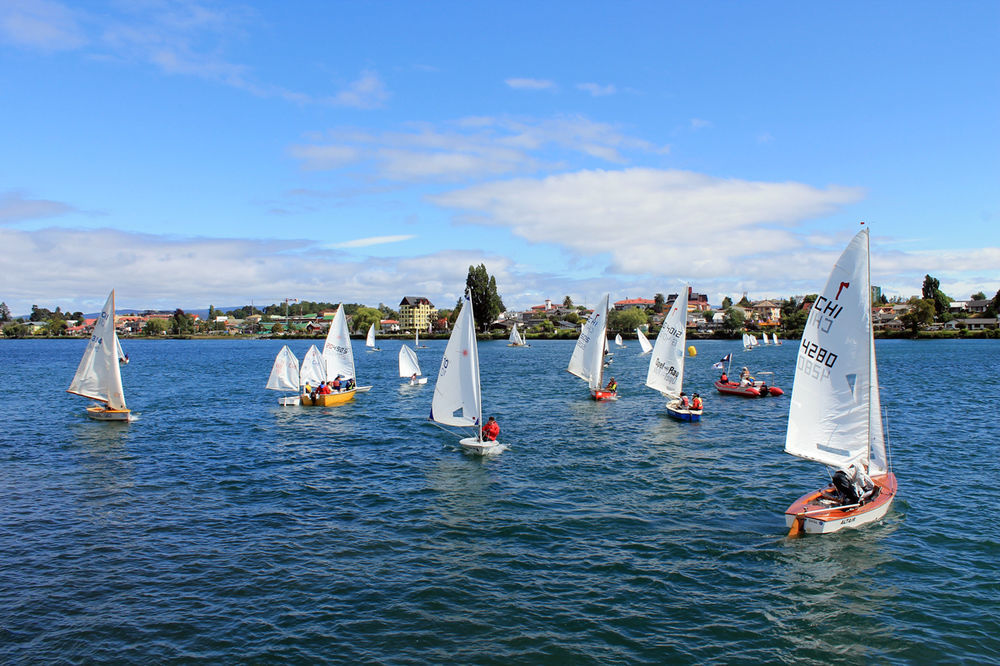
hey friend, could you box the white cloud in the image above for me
[287,144,363,171]
[0,0,86,51]
[324,70,390,109]
[690,118,712,130]
[505,77,555,90]
[0,190,76,224]
[327,234,416,248]
[577,82,616,97]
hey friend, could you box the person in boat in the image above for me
[344,377,355,391]
[304,382,312,395]
[605,377,618,393]
[679,391,689,409]
[331,375,342,392]
[691,393,703,410]
[739,367,753,386]
[720,372,729,383]
[317,381,332,395]
[832,463,875,504]
[481,416,500,441]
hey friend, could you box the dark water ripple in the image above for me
[1,338,998,663]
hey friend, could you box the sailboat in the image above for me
[430,292,499,455]
[365,322,381,352]
[784,228,896,536]
[615,333,626,348]
[773,332,782,345]
[762,332,771,345]
[266,345,300,405]
[115,336,129,364]
[646,285,701,421]
[399,344,427,384]
[67,290,131,421]
[743,332,753,351]
[414,327,428,349]
[507,322,529,347]
[636,327,653,355]
[568,293,616,400]
[301,304,368,405]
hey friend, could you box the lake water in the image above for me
[1,338,997,663]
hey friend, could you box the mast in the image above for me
[864,224,873,466]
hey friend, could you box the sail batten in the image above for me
[568,294,609,390]
[646,286,688,398]
[67,290,126,410]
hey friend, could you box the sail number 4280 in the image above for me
[798,338,838,378]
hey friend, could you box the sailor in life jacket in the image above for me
[690,393,703,410]
[481,416,500,441]
[679,392,689,409]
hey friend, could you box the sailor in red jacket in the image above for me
[481,416,500,441]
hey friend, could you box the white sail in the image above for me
[774,333,781,345]
[67,290,127,409]
[431,294,482,428]
[365,323,377,348]
[762,332,770,344]
[568,294,609,391]
[415,329,419,347]
[750,335,759,347]
[398,344,422,378]
[637,327,653,354]
[300,345,326,388]
[645,285,688,399]
[785,229,885,473]
[743,333,751,349]
[508,323,524,346]
[115,336,127,362]
[615,333,624,347]
[266,345,300,391]
[323,304,355,381]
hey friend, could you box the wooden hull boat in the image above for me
[714,380,783,397]
[86,405,132,421]
[300,389,356,406]
[665,400,701,422]
[786,473,897,535]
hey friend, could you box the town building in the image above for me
[399,297,436,333]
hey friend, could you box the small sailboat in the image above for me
[568,293,616,400]
[299,344,326,394]
[399,344,427,384]
[430,292,500,455]
[116,336,129,364]
[302,304,366,405]
[365,322,381,352]
[743,332,753,351]
[615,333,626,348]
[784,228,897,536]
[773,332,782,345]
[67,290,131,421]
[646,285,701,421]
[266,345,301,405]
[507,323,529,347]
[414,327,428,349]
[636,327,653,355]
[762,332,771,345]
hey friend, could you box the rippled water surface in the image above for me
[1,338,998,663]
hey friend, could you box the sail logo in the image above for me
[654,359,679,379]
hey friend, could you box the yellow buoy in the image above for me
[688,345,697,357]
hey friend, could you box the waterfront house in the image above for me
[399,297,436,333]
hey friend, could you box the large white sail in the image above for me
[568,293,609,390]
[266,345,300,391]
[398,344,422,378]
[67,290,127,409]
[636,327,653,355]
[431,294,482,427]
[323,305,356,381]
[645,286,688,399]
[509,323,523,346]
[366,323,377,348]
[785,229,883,472]
[300,345,326,388]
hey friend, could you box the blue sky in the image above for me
[2,0,997,315]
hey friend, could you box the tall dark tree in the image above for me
[721,296,733,309]
[971,291,986,301]
[653,293,665,314]
[465,264,506,332]
[171,308,194,335]
[987,289,1000,318]
[921,274,950,315]
[563,295,574,309]
[0,302,10,322]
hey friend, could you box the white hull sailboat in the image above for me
[784,227,897,536]
[430,292,500,455]
[365,322,381,352]
[414,328,428,349]
[67,290,131,421]
[399,344,427,384]
[636,327,653,355]
[507,322,529,347]
[569,294,616,401]
[646,285,701,421]
[266,345,301,405]
[614,333,625,348]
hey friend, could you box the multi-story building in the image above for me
[399,297,436,332]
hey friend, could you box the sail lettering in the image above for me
[800,337,838,368]
[654,358,679,379]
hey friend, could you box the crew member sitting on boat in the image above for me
[304,382,312,395]
[739,367,753,386]
[481,416,500,441]
[317,381,331,395]
[720,372,728,383]
[679,391,689,408]
[331,376,342,391]
[344,377,355,391]
[831,463,875,504]
[691,393,703,410]
[605,377,617,392]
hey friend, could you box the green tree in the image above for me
[901,299,935,332]
[723,307,745,332]
[564,311,580,325]
[449,298,462,325]
[563,295,574,308]
[0,302,11,322]
[971,291,986,301]
[737,294,751,307]
[144,318,168,336]
[170,309,194,335]
[29,305,52,322]
[921,274,950,316]
[208,305,217,322]
[703,310,715,323]
[465,264,506,332]
[721,296,733,309]
[271,322,284,335]
[653,293,665,314]
[608,307,648,332]
[351,307,382,334]
[3,322,29,337]
[986,289,1000,318]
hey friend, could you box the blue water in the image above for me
[1,338,997,663]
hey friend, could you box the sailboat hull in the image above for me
[85,405,132,421]
[277,395,301,406]
[665,401,702,422]
[300,390,356,406]
[590,389,617,401]
[714,380,783,397]
[785,473,897,535]
[459,436,501,455]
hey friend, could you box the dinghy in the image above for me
[430,292,500,455]
[116,336,129,364]
[67,290,131,421]
[615,333,625,348]
[784,227,897,536]
[507,323,529,347]
[568,294,616,400]
[742,333,753,351]
[399,344,427,384]
[414,327,428,349]
[646,285,701,421]
[365,322,380,352]
[302,304,368,405]
[266,345,301,405]
[636,327,653,355]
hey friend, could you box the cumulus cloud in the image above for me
[432,168,867,279]
[0,190,76,224]
[0,0,86,51]
[505,78,555,90]
[577,82,616,97]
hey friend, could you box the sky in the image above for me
[1,0,998,315]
